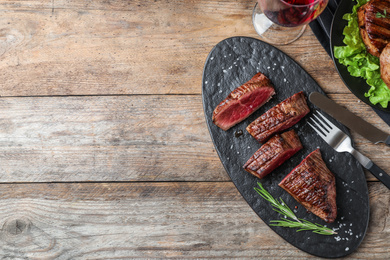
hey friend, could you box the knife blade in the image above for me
[309,92,390,146]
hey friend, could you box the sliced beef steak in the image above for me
[380,43,390,87]
[358,0,390,57]
[279,149,337,223]
[246,92,309,143]
[212,72,275,131]
[243,130,302,179]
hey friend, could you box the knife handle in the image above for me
[366,161,390,190]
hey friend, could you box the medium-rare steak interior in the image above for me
[246,91,310,143]
[279,149,337,223]
[212,72,275,131]
[243,129,303,179]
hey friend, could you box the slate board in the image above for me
[202,37,369,258]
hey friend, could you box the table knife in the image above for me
[309,92,390,146]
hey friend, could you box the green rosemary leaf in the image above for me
[278,197,298,221]
[254,185,298,221]
[254,182,336,235]
[376,12,386,18]
[376,10,389,18]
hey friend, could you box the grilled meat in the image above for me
[212,72,275,131]
[246,92,310,143]
[380,43,390,87]
[243,130,302,179]
[358,0,390,57]
[279,149,337,223]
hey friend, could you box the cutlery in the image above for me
[309,92,390,146]
[308,111,390,190]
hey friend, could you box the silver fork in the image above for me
[308,111,390,190]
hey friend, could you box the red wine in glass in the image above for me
[259,0,328,27]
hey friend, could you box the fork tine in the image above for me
[310,113,330,134]
[307,121,327,140]
[311,113,330,133]
[314,111,335,130]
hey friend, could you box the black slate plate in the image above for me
[330,0,390,113]
[202,37,369,258]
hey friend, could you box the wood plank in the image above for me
[0,94,388,182]
[0,0,342,96]
[0,95,228,182]
[0,182,387,259]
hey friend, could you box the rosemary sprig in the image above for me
[254,182,337,235]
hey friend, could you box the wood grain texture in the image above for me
[0,95,226,182]
[0,95,387,182]
[0,182,387,259]
[0,94,388,182]
[0,0,388,258]
[0,0,342,96]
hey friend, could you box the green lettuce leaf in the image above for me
[334,0,390,108]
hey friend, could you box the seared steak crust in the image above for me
[243,130,302,179]
[279,149,337,223]
[246,92,309,143]
[212,72,275,131]
[358,0,390,57]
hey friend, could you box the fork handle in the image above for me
[366,161,390,190]
[350,149,390,189]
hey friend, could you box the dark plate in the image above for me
[330,0,390,112]
[202,37,369,258]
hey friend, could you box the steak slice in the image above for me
[380,43,390,87]
[279,149,337,223]
[212,72,275,131]
[246,92,309,143]
[243,129,302,179]
[358,0,390,57]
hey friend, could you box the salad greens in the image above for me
[334,0,390,108]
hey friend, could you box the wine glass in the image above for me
[252,0,329,45]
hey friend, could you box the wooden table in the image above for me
[0,0,388,258]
